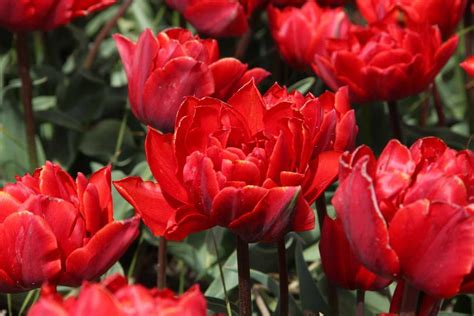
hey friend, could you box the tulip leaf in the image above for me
[288,77,315,94]
[205,297,239,316]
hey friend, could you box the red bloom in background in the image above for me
[114,28,269,132]
[268,1,351,69]
[320,217,392,291]
[461,56,474,77]
[356,0,467,38]
[312,24,458,103]
[0,0,115,31]
[271,0,307,6]
[115,81,357,242]
[332,137,474,298]
[28,274,207,315]
[165,0,265,37]
[317,0,349,7]
[0,162,139,293]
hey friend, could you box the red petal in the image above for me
[71,284,122,315]
[461,56,474,76]
[0,192,20,223]
[63,216,139,285]
[209,58,247,100]
[114,177,177,236]
[389,200,474,298]
[0,211,61,292]
[28,297,69,316]
[332,157,400,278]
[303,151,341,204]
[88,166,113,223]
[39,161,77,203]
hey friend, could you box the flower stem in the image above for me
[277,238,289,316]
[15,32,38,169]
[315,195,339,316]
[157,236,167,289]
[211,230,232,316]
[356,290,365,316]
[83,0,134,70]
[400,282,419,316]
[387,101,402,141]
[432,83,446,127]
[236,235,251,316]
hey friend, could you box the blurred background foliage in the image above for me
[0,0,473,315]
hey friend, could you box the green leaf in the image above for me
[288,77,315,94]
[205,297,239,316]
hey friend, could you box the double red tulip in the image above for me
[356,0,467,38]
[461,56,474,76]
[268,1,351,69]
[320,217,391,291]
[332,137,474,298]
[0,0,115,31]
[165,0,265,37]
[28,274,207,315]
[114,28,269,132]
[0,162,139,292]
[312,24,458,103]
[115,81,357,242]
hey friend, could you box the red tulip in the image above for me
[165,0,265,37]
[271,0,307,6]
[312,24,458,103]
[0,162,139,293]
[114,28,269,132]
[332,137,474,298]
[28,274,207,315]
[461,56,474,77]
[320,217,392,290]
[0,0,115,31]
[356,0,467,38]
[268,1,351,69]
[317,0,349,6]
[115,81,357,242]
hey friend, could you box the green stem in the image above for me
[157,236,167,289]
[211,230,232,316]
[356,290,365,316]
[236,235,251,316]
[278,238,289,316]
[400,282,419,316]
[7,293,12,316]
[387,101,403,141]
[127,233,144,280]
[19,289,37,315]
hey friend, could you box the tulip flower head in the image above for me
[115,81,357,242]
[0,162,139,292]
[28,274,207,315]
[0,0,115,31]
[114,28,269,132]
[312,24,458,103]
[268,0,351,69]
[332,137,474,298]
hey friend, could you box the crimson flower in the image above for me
[268,0,351,69]
[165,0,265,37]
[28,274,207,315]
[320,217,392,291]
[0,162,139,292]
[0,0,115,31]
[114,27,269,132]
[312,24,458,103]
[356,0,467,38]
[461,56,474,77]
[332,137,474,298]
[115,81,357,242]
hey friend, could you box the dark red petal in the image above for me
[63,216,139,285]
[209,58,247,100]
[114,177,177,236]
[332,157,400,278]
[389,200,474,298]
[0,211,61,292]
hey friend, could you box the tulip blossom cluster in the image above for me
[332,137,474,298]
[0,162,139,293]
[114,28,269,132]
[115,81,357,242]
[0,0,115,31]
[28,274,207,315]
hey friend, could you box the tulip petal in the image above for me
[64,216,139,285]
[332,157,400,277]
[303,150,341,204]
[28,297,69,316]
[114,177,177,236]
[71,284,122,315]
[0,211,61,292]
[209,58,247,99]
[0,192,20,223]
[389,200,474,298]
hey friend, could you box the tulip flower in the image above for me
[114,28,269,132]
[312,24,458,103]
[271,0,307,6]
[0,162,139,293]
[115,81,357,242]
[356,0,467,38]
[0,0,115,31]
[461,56,474,76]
[332,137,474,298]
[268,1,351,69]
[320,217,392,290]
[28,274,207,315]
[165,0,265,37]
